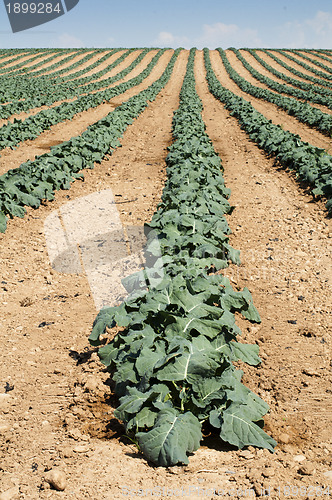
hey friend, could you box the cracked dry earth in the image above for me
[0,49,331,499]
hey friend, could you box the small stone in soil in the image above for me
[44,469,66,491]
[73,444,90,453]
[239,450,255,459]
[298,464,316,476]
[262,467,275,478]
[38,321,55,328]
[60,446,74,458]
[0,486,20,500]
[279,433,291,444]
[0,422,10,433]
[302,368,319,377]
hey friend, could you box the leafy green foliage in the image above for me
[276,49,332,80]
[89,48,276,467]
[0,47,280,464]
[250,49,332,90]
[0,49,181,232]
[0,48,161,140]
[137,409,202,467]
[205,48,332,215]
[0,49,144,118]
[235,48,332,109]
[223,48,332,135]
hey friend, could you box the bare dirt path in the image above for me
[26,51,94,76]
[83,49,150,85]
[234,50,332,115]
[195,48,332,497]
[236,51,332,115]
[236,50,300,86]
[0,51,30,65]
[0,50,172,177]
[254,50,332,88]
[283,50,332,77]
[0,49,190,500]
[254,51,316,82]
[255,50,330,86]
[267,49,332,77]
[0,51,59,74]
[64,50,126,81]
[0,49,331,500]
[0,50,131,129]
[256,49,328,79]
[212,50,332,153]
[300,50,332,69]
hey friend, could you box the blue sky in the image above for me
[0,0,332,49]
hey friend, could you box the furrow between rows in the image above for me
[211,50,332,154]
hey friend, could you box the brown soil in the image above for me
[0,50,133,128]
[0,50,172,176]
[234,50,331,116]
[302,51,332,69]
[0,52,30,65]
[213,50,332,154]
[26,51,93,76]
[257,50,332,88]
[64,50,127,81]
[0,51,59,74]
[237,50,301,87]
[0,51,153,131]
[236,50,332,113]
[253,51,332,100]
[271,49,330,78]
[0,49,331,500]
[85,50,155,86]
[284,51,332,77]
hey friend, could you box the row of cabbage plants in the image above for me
[274,49,332,80]
[221,49,332,135]
[280,49,332,76]
[0,49,166,149]
[254,49,332,89]
[0,49,155,117]
[234,49,332,109]
[0,49,98,102]
[204,49,332,214]
[0,48,70,77]
[0,49,124,105]
[88,48,276,467]
[0,49,181,233]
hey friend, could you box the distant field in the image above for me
[0,47,331,497]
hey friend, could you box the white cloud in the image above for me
[277,11,332,48]
[308,10,332,37]
[56,32,84,48]
[152,31,190,48]
[152,23,261,50]
[196,22,261,49]
[151,11,332,50]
